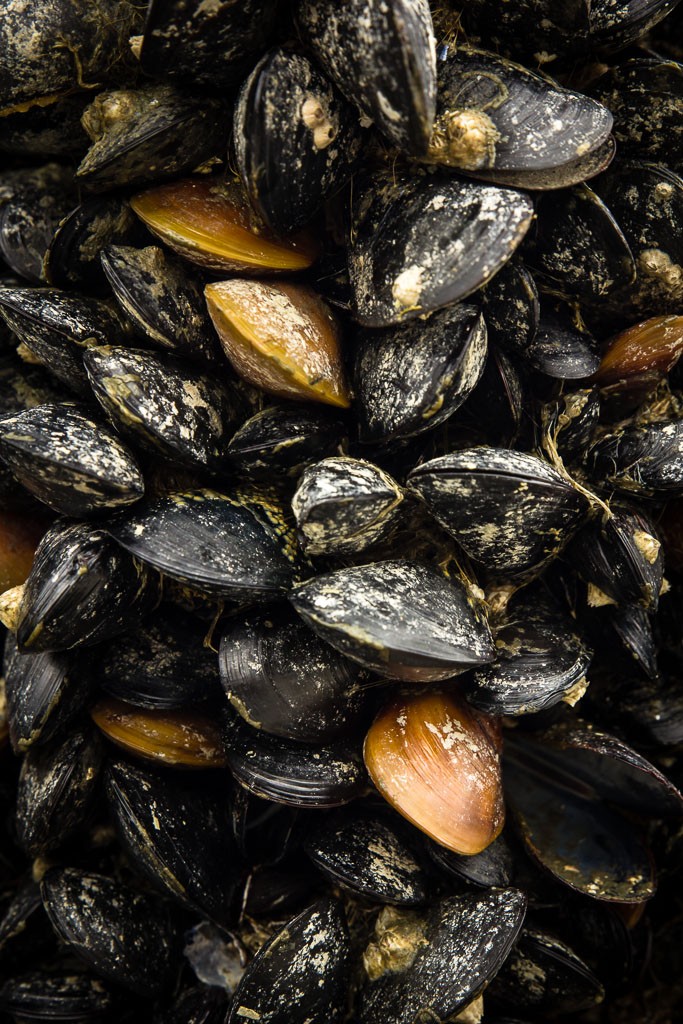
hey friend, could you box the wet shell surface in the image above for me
[292,457,406,556]
[227,898,351,1024]
[205,279,350,408]
[290,560,495,682]
[234,48,362,233]
[363,688,505,855]
[360,889,527,1024]
[426,46,614,188]
[105,489,303,600]
[408,448,587,577]
[349,172,534,327]
[352,304,488,444]
[297,0,436,153]
[0,404,144,517]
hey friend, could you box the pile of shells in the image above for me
[1,0,683,1021]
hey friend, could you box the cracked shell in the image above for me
[0,403,144,516]
[290,560,494,682]
[408,448,587,577]
[348,172,533,327]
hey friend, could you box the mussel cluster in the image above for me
[1,0,683,1021]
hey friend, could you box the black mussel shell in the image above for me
[426,46,613,188]
[461,0,678,65]
[569,507,663,610]
[15,727,102,855]
[99,608,222,710]
[231,787,299,864]
[487,928,604,1015]
[243,863,317,918]
[427,831,515,890]
[166,986,229,1024]
[3,633,88,752]
[0,355,66,415]
[480,259,539,357]
[304,813,427,905]
[349,172,533,327]
[140,0,278,88]
[0,403,144,516]
[525,301,601,379]
[219,605,365,742]
[297,0,436,153]
[607,603,659,679]
[0,180,75,285]
[106,489,304,600]
[0,882,52,965]
[530,184,636,301]
[0,0,139,113]
[503,735,658,902]
[77,85,230,193]
[353,304,487,445]
[84,346,245,471]
[292,457,406,556]
[100,244,222,364]
[15,520,161,653]
[224,710,367,807]
[541,387,601,462]
[106,759,239,924]
[587,419,683,496]
[408,449,587,577]
[0,287,128,395]
[235,48,362,234]
[228,404,346,482]
[535,724,683,817]
[46,195,148,294]
[0,93,89,160]
[0,971,113,1022]
[227,897,351,1024]
[290,560,494,682]
[41,867,175,996]
[465,590,592,716]
[456,344,527,447]
[594,162,683,318]
[590,57,683,169]
[360,889,527,1024]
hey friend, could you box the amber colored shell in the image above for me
[205,278,351,408]
[364,688,504,855]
